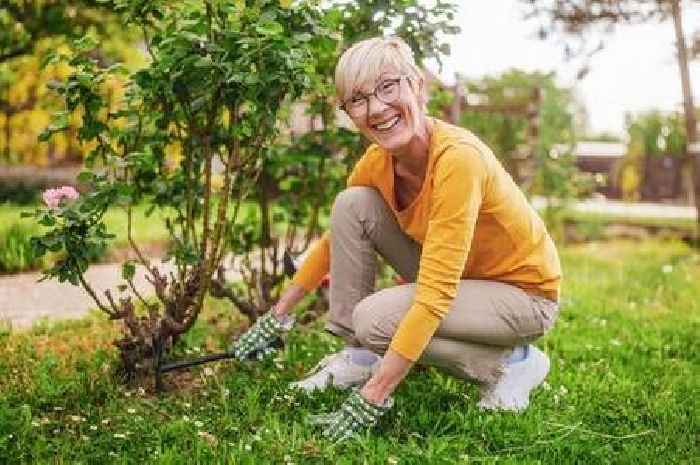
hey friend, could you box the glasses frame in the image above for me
[339,75,408,117]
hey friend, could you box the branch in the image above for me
[209,267,259,322]
[145,266,170,308]
[127,277,151,310]
[77,273,115,318]
[0,43,34,63]
[127,206,151,269]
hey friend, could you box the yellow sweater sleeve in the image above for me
[290,149,376,291]
[389,146,486,361]
[291,231,331,291]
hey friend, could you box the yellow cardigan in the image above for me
[292,119,562,362]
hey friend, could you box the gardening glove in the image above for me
[308,390,393,443]
[229,310,294,361]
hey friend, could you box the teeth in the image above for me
[373,116,400,131]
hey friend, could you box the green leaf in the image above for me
[122,261,136,281]
[38,214,56,227]
[77,171,95,184]
[255,20,284,36]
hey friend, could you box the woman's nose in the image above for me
[366,94,389,118]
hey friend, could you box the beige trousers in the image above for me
[325,187,559,384]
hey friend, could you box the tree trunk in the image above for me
[670,0,699,234]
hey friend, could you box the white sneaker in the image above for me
[477,345,550,412]
[289,349,378,393]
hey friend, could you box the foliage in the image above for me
[0,239,697,463]
[458,69,576,172]
[0,23,142,165]
[32,0,332,376]
[0,0,121,64]
[327,0,459,66]
[24,183,113,285]
[0,180,41,204]
[627,110,686,157]
[520,0,683,77]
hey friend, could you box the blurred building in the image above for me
[573,141,685,202]
[573,142,625,198]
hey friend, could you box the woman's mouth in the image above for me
[371,115,401,132]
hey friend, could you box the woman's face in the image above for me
[346,70,427,154]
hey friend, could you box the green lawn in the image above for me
[0,239,698,464]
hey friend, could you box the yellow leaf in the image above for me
[279,0,293,8]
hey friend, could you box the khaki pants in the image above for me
[325,187,559,384]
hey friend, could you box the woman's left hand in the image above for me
[310,349,414,442]
[309,390,393,443]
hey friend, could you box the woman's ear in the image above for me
[413,76,428,109]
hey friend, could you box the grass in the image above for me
[0,224,45,273]
[564,210,697,234]
[1,241,698,464]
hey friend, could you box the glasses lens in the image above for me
[346,95,367,117]
[376,79,400,103]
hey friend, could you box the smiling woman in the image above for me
[335,37,430,156]
[229,36,563,443]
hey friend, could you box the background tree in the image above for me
[0,0,120,63]
[456,69,577,179]
[0,1,139,166]
[522,0,700,233]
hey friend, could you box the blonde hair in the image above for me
[334,36,424,103]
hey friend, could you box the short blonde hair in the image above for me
[335,36,424,103]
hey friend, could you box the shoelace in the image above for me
[306,351,351,376]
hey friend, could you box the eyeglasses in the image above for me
[340,77,405,118]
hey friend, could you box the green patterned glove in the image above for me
[230,311,293,361]
[308,391,393,443]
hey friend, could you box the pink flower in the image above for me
[42,186,80,209]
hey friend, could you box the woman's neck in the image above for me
[391,117,433,179]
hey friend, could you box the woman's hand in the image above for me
[360,349,414,405]
[309,350,411,443]
[229,283,307,360]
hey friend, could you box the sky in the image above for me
[426,0,700,137]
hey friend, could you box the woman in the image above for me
[231,36,561,442]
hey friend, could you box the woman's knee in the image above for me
[352,295,392,354]
[332,187,382,221]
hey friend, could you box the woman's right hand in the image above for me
[229,283,307,360]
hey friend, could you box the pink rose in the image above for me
[42,186,80,209]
